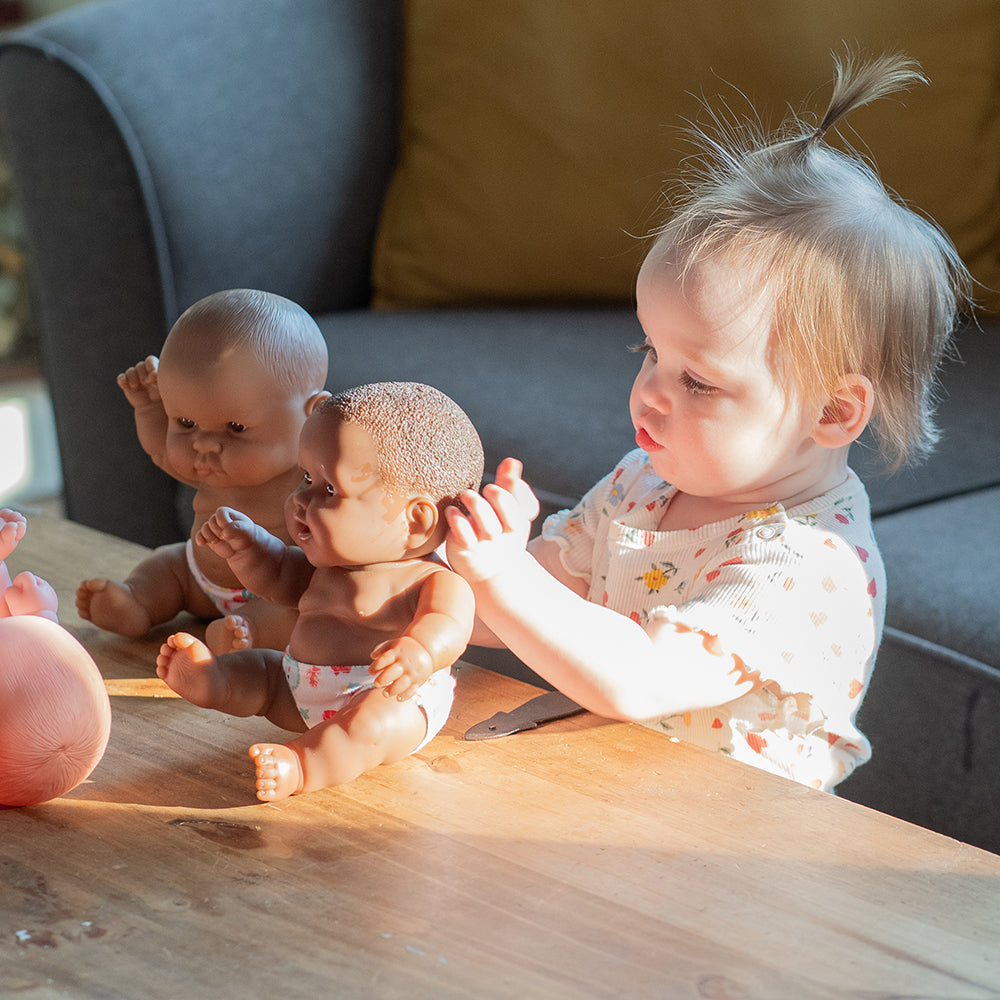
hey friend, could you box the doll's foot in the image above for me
[205,614,252,654]
[156,631,226,709]
[249,743,304,802]
[5,571,59,621]
[76,578,152,637]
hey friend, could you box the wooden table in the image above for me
[2,516,999,999]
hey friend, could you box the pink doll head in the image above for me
[0,616,112,807]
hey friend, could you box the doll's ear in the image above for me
[405,497,441,549]
[812,374,874,449]
[304,390,332,416]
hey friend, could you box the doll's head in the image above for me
[156,289,329,486]
[324,382,484,503]
[287,383,484,567]
[0,616,112,807]
[644,51,973,470]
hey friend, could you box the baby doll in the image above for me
[76,289,329,653]
[1,507,58,621]
[0,509,111,806]
[156,382,484,801]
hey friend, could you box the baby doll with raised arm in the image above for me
[76,289,329,653]
[156,382,483,801]
[1,508,58,621]
[446,52,973,792]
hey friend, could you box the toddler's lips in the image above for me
[635,427,663,452]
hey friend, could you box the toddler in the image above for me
[446,52,973,790]
[77,288,329,653]
[156,382,483,800]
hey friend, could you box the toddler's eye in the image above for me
[679,371,715,395]
[177,417,195,429]
[227,421,246,433]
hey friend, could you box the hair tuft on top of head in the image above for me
[651,49,974,470]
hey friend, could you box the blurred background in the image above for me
[0,0,87,513]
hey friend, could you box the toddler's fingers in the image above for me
[484,482,535,535]
[458,488,506,541]
[494,457,523,492]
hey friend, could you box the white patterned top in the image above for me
[542,449,885,790]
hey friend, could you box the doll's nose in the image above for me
[192,432,222,454]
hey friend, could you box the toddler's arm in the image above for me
[369,568,476,700]
[117,356,171,472]
[446,460,753,720]
[197,506,312,607]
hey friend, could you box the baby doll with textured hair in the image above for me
[76,289,329,654]
[156,382,483,801]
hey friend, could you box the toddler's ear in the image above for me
[812,374,874,449]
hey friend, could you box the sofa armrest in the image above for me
[0,0,401,545]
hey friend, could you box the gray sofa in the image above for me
[1,0,998,852]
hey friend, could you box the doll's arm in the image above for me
[0,508,27,565]
[197,506,312,606]
[118,357,171,471]
[369,569,476,701]
[446,461,754,720]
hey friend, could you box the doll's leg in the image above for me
[156,632,304,730]
[4,571,59,621]
[77,543,211,636]
[249,688,428,802]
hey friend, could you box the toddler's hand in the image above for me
[116,356,160,409]
[0,508,27,561]
[446,458,539,584]
[197,506,259,559]
[369,635,434,701]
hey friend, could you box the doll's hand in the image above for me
[369,636,434,701]
[116,356,160,410]
[445,458,540,584]
[4,571,59,621]
[0,508,27,561]
[196,506,260,560]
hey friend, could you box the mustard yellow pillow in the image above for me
[373,0,1000,310]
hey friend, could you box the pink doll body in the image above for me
[156,383,483,801]
[0,515,111,807]
[75,289,329,654]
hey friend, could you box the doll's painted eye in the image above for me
[227,422,246,433]
[302,471,313,485]
[325,482,337,497]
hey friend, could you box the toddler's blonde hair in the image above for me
[651,51,973,468]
